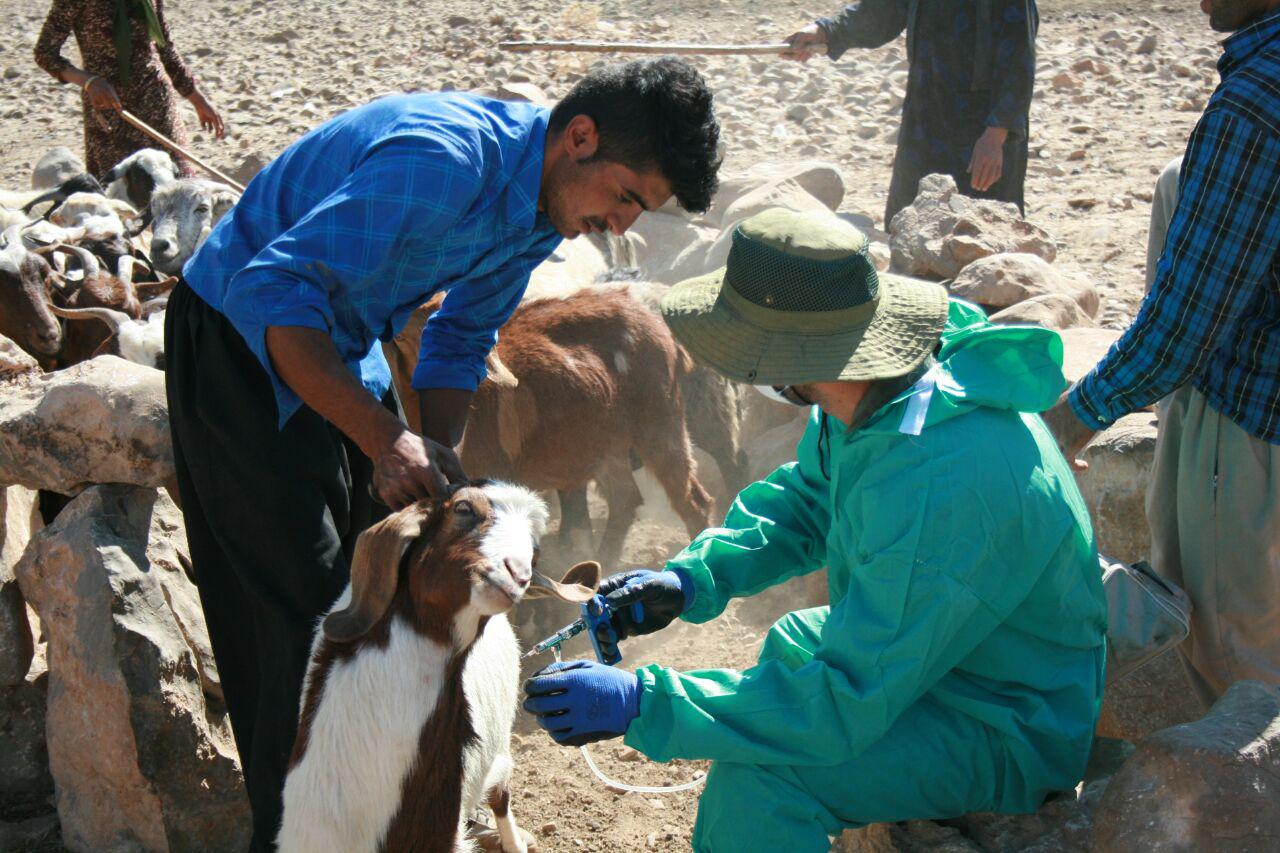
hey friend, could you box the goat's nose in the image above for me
[35,329,61,353]
[151,237,171,255]
[503,557,531,588]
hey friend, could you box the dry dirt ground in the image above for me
[0,1,1219,851]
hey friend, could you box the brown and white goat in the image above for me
[36,243,173,368]
[0,226,62,365]
[279,482,599,853]
[386,289,716,569]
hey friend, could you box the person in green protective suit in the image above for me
[522,207,1107,852]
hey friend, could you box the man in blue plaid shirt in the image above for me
[164,59,721,848]
[1047,0,1280,708]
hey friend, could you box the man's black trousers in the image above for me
[164,280,387,850]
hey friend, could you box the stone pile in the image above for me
[15,485,249,853]
[0,339,246,852]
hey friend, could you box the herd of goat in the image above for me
[0,146,237,372]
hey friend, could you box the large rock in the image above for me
[1059,327,1122,386]
[1,485,39,687]
[708,160,844,225]
[0,671,53,815]
[889,174,1057,280]
[720,176,834,227]
[1092,680,1280,851]
[524,234,609,298]
[0,333,40,380]
[1097,650,1203,743]
[0,356,173,494]
[627,210,722,285]
[15,485,247,853]
[1075,412,1158,565]
[949,253,1099,317]
[991,292,1095,331]
[744,417,807,482]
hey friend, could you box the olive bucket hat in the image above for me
[660,207,949,386]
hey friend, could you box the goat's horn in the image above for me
[117,254,134,287]
[484,349,518,389]
[49,303,130,332]
[21,188,63,215]
[525,560,602,603]
[322,502,433,643]
[66,244,100,279]
[140,295,169,317]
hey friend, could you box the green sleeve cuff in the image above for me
[622,665,684,762]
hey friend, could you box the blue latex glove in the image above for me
[591,569,695,661]
[522,659,640,747]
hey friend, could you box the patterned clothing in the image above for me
[819,0,1038,225]
[35,0,196,177]
[183,93,563,427]
[1070,8,1280,445]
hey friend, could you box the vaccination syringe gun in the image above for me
[523,592,646,666]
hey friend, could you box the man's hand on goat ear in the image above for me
[371,431,468,508]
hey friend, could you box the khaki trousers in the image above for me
[1147,385,1280,707]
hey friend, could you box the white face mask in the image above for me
[753,384,808,407]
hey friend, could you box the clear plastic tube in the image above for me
[551,647,706,795]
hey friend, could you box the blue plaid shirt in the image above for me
[1070,9,1280,444]
[184,93,562,427]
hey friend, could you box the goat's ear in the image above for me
[135,274,176,302]
[210,189,238,219]
[484,349,518,390]
[322,502,432,643]
[526,560,601,603]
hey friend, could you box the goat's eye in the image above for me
[194,205,210,214]
[452,500,474,517]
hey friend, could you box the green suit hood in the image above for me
[862,299,1068,435]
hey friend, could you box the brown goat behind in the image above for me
[386,288,714,569]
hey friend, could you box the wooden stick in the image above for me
[118,109,246,192]
[499,40,790,56]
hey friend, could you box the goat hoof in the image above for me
[466,825,534,853]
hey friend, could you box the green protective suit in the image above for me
[624,301,1107,852]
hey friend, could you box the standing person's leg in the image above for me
[1147,386,1280,707]
[1145,157,1183,294]
[165,281,382,849]
[884,138,931,230]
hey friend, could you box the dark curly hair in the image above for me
[549,58,722,214]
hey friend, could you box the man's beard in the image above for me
[1208,0,1265,32]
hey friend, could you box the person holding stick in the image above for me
[35,0,224,178]
[782,0,1038,227]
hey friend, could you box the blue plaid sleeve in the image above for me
[1070,108,1280,428]
[218,135,484,410]
[985,0,1037,132]
[412,231,562,390]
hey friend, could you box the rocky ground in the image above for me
[0,1,1228,851]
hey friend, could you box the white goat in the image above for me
[48,296,169,369]
[104,148,178,210]
[147,179,239,275]
[278,482,599,853]
[49,191,135,238]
